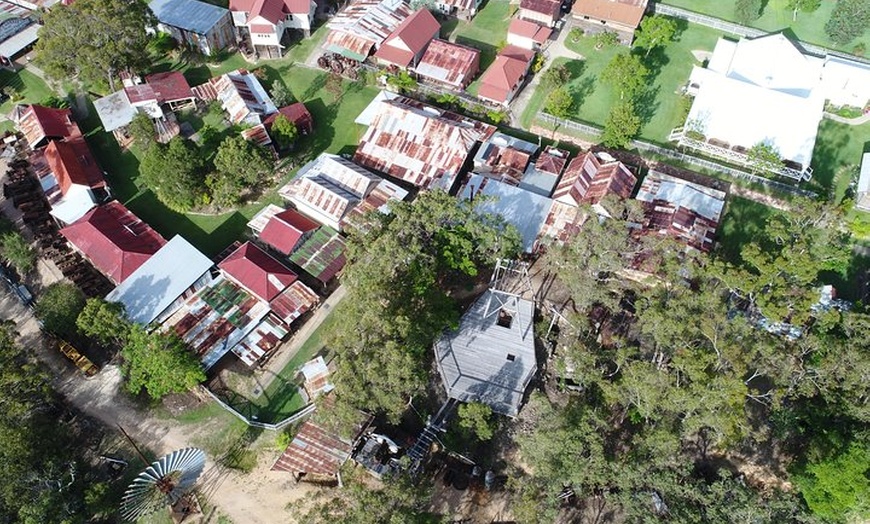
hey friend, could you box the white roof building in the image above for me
[105,236,214,325]
[93,91,140,133]
[682,34,825,176]
[820,56,870,109]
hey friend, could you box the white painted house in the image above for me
[229,0,316,58]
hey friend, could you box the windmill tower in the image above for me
[119,447,206,522]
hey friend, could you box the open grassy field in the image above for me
[448,0,515,72]
[662,0,870,55]
[0,69,56,133]
[81,65,377,257]
[522,20,721,144]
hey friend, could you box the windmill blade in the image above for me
[120,448,206,521]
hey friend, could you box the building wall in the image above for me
[157,11,235,55]
[507,33,536,51]
[571,16,636,44]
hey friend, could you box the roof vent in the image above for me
[497,309,513,329]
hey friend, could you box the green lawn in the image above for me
[81,66,377,256]
[0,69,56,114]
[809,120,870,202]
[523,21,722,144]
[716,196,775,264]
[662,0,870,55]
[449,0,515,71]
[245,306,341,421]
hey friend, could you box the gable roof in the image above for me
[520,0,560,18]
[60,202,167,284]
[105,235,214,325]
[415,39,480,88]
[572,0,648,28]
[373,8,440,67]
[508,18,552,44]
[44,138,106,194]
[219,241,297,302]
[477,45,535,103]
[353,95,496,188]
[93,90,138,133]
[326,0,412,60]
[289,226,347,283]
[264,102,314,134]
[434,288,537,416]
[259,208,320,255]
[16,105,80,148]
[149,0,230,35]
[271,421,352,477]
[634,172,726,252]
[210,69,277,125]
[145,71,195,103]
[230,0,310,25]
[553,151,636,206]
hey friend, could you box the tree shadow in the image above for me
[297,97,336,163]
[301,72,328,103]
[635,84,660,127]
[807,120,851,197]
[670,16,690,42]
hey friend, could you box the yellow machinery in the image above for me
[56,339,99,377]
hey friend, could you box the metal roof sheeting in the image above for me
[289,226,347,283]
[271,421,352,477]
[149,0,231,35]
[415,39,480,89]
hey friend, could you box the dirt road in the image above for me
[1,288,312,523]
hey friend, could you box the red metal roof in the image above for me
[553,152,636,206]
[250,23,275,33]
[219,241,297,302]
[416,39,480,88]
[520,0,561,18]
[44,138,106,195]
[145,71,194,104]
[60,202,167,284]
[259,208,320,255]
[230,0,310,25]
[264,102,314,135]
[535,146,570,176]
[373,8,440,67]
[269,280,319,325]
[271,421,352,477]
[17,105,81,148]
[478,46,535,103]
[123,84,157,105]
[326,29,377,59]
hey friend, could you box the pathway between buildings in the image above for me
[510,19,578,126]
[252,284,347,395]
[823,111,870,126]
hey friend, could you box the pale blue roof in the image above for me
[105,235,213,325]
[149,0,229,35]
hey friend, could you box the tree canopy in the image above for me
[0,231,35,275]
[35,283,85,337]
[601,53,648,101]
[213,135,272,186]
[139,137,205,212]
[269,114,299,151]
[328,190,521,422]
[825,0,870,45]
[633,15,678,57]
[35,0,153,90]
[121,324,205,400]
[735,0,764,25]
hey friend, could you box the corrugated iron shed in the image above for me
[289,226,347,284]
[271,421,352,478]
[415,39,481,89]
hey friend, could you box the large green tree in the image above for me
[213,135,272,186]
[269,114,299,151]
[139,136,205,212]
[329,190,521,422]
[76,298,129,346]
[825,0,870,45]
[35,283,85,337]
[35,0,153,90]
[601,53,648,101]
[633,15,678,57]
[787,0,821,21]
[121,325,205,400]
[735,0,764,25]
[602,99,641,148]
[0,231,35,275]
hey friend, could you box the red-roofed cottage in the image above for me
[60,202,167,284]
[373,9,441,68]
[14,105,81,149]
[477,45,535,106]
[507,18,552,51]
[145,71,196,110]
[219,241,297,302]
[519,0,562,27]
[259,208,320,255]
[229,0,316,58]
[573,0,649,44]
[264,102,314,135]
[40,139,108,224]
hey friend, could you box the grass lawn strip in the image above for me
[450,0,514,72]
[661,0,870,55]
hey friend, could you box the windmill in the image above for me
[118,428,206,522]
